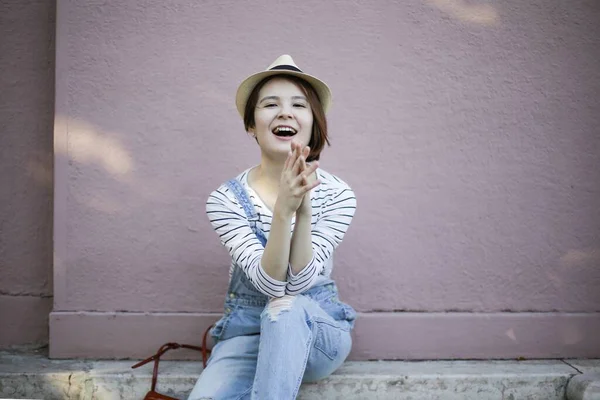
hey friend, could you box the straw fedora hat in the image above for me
[235,54,332,118]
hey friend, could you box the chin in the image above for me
[261,147,289,162]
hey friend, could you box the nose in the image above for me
[277,103,293,119]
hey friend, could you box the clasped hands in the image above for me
[275,141,321,219]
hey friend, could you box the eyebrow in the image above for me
[258,95,307,103]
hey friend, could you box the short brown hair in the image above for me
[243,75,330,162]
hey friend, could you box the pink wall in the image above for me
[50,0,600,359]
[0,2,55,348]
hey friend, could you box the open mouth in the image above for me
[272,126,297,137]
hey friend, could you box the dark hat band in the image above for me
[269,64,303,73]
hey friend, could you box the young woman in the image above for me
[188,55,357,400]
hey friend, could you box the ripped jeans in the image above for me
[187,265,356,400]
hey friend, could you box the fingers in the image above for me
[283,150,293,171]
[305,160,319,175]
[291,141,301,158]
[291,145,311,175]
[307,178,321,191]
[291,150,304,175]
[299,145,309,170]
[285,142,317,194]
[285,142,305,172]
[284,143,300,172]
[291,178,320,197]
[300,157,307,182]
[292,161,320,190]
[300,146,310,174]
[301,176,321,193]
[304,161,319,187]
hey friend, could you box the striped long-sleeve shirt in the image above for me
[206,167,357,298]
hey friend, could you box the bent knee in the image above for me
[263,295,296,321]
[262,294,312,322]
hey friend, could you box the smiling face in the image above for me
[248,77,314,162]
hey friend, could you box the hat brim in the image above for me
[235,70,332,118]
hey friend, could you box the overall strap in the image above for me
[226,178,267,247]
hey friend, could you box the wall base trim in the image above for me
[49,311,600,359]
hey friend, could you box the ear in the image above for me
[247,127,255,138]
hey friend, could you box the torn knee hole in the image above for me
[266,295,296,321]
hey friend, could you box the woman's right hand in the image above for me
[274,141,320,219]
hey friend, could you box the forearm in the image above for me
[262,141,320,283]
[289,209,314,275]
[260,208,293,282]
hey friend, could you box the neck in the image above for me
[253,154,285,187]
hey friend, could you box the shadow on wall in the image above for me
[426,0,498,25]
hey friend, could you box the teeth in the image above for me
[274,126,297,135]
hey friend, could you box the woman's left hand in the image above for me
[292,142,319,216]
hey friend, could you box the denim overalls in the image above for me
[188,178,356,400]
[210,178,356,342]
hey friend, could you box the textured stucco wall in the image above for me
[51,0,600,358]
[0,1,55,348]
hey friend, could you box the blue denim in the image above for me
[188,179,356,400]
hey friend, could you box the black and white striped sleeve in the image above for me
[286,186,357,295]
[206,187,287,298]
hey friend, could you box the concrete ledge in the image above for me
[49,311,600,360]
[0,351,593,400]
[567,374,600,400]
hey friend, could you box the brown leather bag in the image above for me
[132,326,212,400]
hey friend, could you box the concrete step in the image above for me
[1,351,599,399]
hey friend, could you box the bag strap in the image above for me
[226,178,267,246]
[131,324,212,392]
